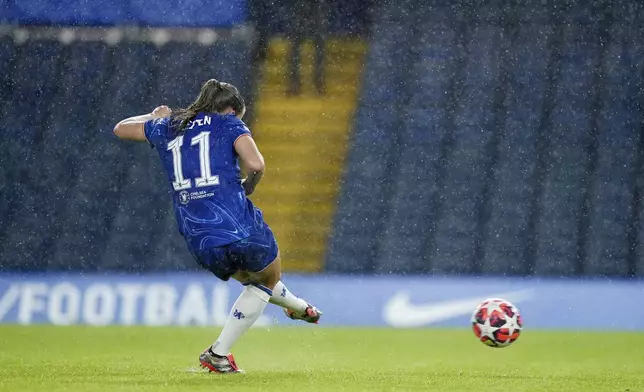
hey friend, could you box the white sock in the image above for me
[269,281,308,313]
[211,285,270,356]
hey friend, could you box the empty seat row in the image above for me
[329,0,644,277]
[0,38,253,272]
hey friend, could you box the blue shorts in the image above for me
[190,223,279,281]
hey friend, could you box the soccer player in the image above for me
[113,79,321,373]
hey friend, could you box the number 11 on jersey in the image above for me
[167,131,219,191]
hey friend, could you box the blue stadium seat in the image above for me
[27,42,111,270]
[210,41,253,97]
[328,0,643,277]
[513,0,550,25]
[374,5,458,274]
[95,43,176,272]
[48,42,149,271]
[326,0,417,273]
[481,25,553,275]
[0,40,66,270]
[0,37,14,112]
[428,24,503,274]
[620,1,644,277]
[0,37,16,233]
[585,20,639,277]
[534,21,599,276]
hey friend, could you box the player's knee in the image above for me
[231,271,250,285]
[269,269,281,287]
[256,263,280,290]
[260,270,280,290]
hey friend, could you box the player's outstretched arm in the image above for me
[235,134,265,196]
[113,105,171,141]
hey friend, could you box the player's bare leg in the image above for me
[200,258,280,373]
[244,253,322,323]
[265,254,322,323]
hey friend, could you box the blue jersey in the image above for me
[144,112,258,252]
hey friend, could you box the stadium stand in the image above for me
[0,34,253,272]
[1,0,643,278]
[329,0,644,277]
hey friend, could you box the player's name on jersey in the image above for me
[186,116,212,129]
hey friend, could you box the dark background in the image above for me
[0,0,642,278]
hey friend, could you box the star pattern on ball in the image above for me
[472,299,522,348]
[485,300,507,315]
[479,316,499,341]
[504,315,519,337]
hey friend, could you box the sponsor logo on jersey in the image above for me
[189,190,216,200]
[179,191,190,205]
[179,189,216,205]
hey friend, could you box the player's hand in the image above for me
[241,178,255,196]
[152,105,172,119]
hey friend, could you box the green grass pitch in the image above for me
[0,325,642,392]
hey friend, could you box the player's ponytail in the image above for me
[170,79,246,134]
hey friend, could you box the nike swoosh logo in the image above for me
[382,289,534,328]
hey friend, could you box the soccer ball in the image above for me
[471,298,522,348]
